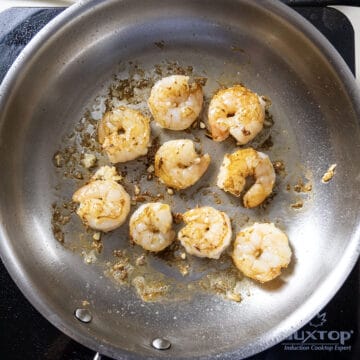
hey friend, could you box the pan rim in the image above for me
[0,0,360,359]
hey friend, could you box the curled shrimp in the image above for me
[208,85,266,144]
[217,148,275,208]
[154,139,211,190]
[148,75,203,130]
[72,166,130,232]
[129,202,175,252]
[232,223,292,282]
[98,106,151,163]
[178,206,232,259]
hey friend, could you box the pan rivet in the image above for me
[151,338,171,350]
[74,308,92,323]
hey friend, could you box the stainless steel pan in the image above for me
[1,1,360,359]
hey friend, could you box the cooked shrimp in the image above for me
[217,148,275,208]
[129,203,175,252]
[208,85,266,144]
[148,75,203,130]
[178,206,232,259]
[72,166,130,232]
[154,139,210,190]
[232,223,292,282]
[98,106,150,163]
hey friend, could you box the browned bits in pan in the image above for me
[273,160,285,174]
[290,200,304,209]
[322,164,337,183]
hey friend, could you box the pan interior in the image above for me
[1,1,360,359]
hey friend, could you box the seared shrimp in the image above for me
[72,166,130,232]
[178,206,232,259]
[232,223,292,282]
[129,203,175,252]
[98,106,150,163]
[154,139,211,190]
[217,148,275,208]
[209,85,266,144]
[148,75,203,130]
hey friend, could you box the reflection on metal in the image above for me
[74,308,92,323]
[151,338,171,350]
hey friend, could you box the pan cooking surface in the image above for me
[0,1,360,359]
[51,58,307,302]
